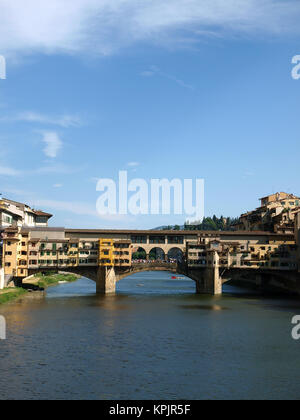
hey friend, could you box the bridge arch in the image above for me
[167,247,184,262]
[132,246,147,261]
[149,247,166,261]
[116,265,179,282]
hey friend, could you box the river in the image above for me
[0,271,300,400]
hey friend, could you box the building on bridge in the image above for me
[1,225,300,294]
[186,232,297,271]
[1,227,136,285]
[99,238,132,267]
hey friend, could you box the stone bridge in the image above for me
[28,261,300,296]
[56,262,181,294]
[34,262,224,295]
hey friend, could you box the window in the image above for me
[3,215,12,224]
[167,236,184,244]
[280,262,289,267]
[36,216,48,224]
[149,236,165,244]
[131,236,147,244]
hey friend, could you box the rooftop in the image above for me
[65,228,294,238]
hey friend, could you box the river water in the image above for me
[0,271,300,400]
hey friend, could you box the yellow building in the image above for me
[2,227,19,277]
[260,192,300,207]
[99,239,132,267]
[99,239,115,266]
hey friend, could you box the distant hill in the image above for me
[153,216,238,232]
[152,225,184,231]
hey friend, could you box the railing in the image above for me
[132,261,177,269]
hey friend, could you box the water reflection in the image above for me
[179,304,227,311]
[1,272,300,400]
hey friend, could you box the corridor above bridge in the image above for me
[1,226,298,293]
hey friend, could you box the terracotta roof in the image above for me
[65,228,294,238]
[21,227,65,233]
[34,210,53,218]
[4,227,18,232]
[259,192,299,201]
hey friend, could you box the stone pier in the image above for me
[187,251,222,295]
[96,266,117,295]
[195,266,222,295]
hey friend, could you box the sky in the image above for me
[0,0,300,229]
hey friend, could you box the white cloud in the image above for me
[35,164,78,175]
[39,131,63,158]
[53,183,63,188]
[0,165,21,176]
[0,111,82,128]
[0,1,299,57]
[141,65,194,89]
[27,198,127,220]
[0,163,77,177]
[127,162,140,167]
[32,199,98,217]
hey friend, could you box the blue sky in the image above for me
[0,0,300,229]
